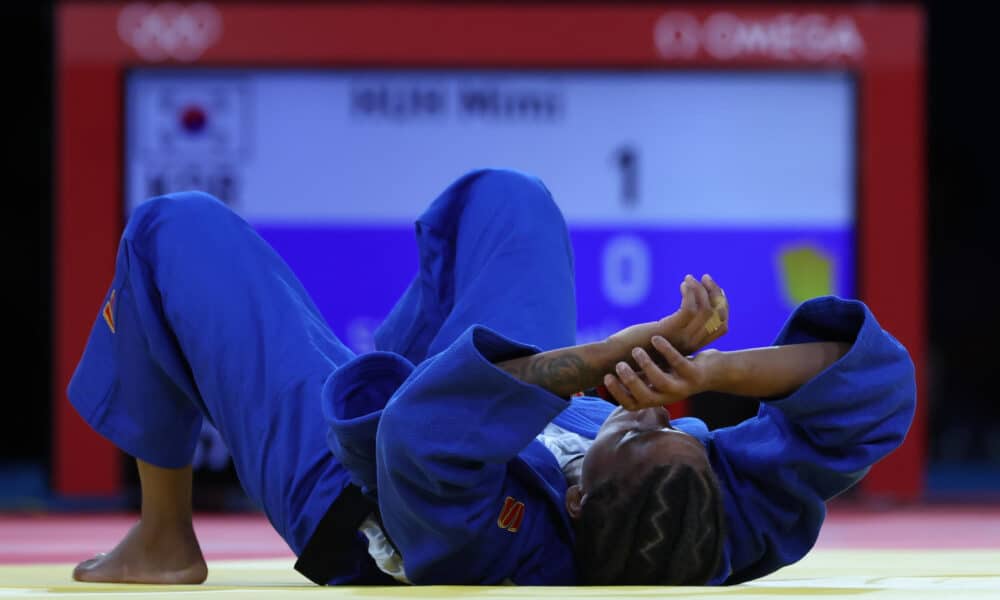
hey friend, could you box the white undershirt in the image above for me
[359,514,411,584]
[535,422,595,473]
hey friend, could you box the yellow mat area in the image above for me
[2,550,998,599]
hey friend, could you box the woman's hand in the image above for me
[603,336,719,410]
[501,274,729,401]
[605,274,728,366]
[657,274,729,356]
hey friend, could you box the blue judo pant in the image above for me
[68,169,577,582]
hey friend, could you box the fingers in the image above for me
[689,274,711,310]
[676,278,697,325]
[604,372,639,410]
[605,343,698,411]
[700,274,728,345]
[676,273,729,351]
[631,346,677,392]
[702,273,729,323]
[651,336,696,380]
[613,360,661,409]
[681,275,714,349]
[605,355,667,410]
[704,317,728,346]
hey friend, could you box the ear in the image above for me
[565,484,585,520]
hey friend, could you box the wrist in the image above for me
[699,349,739,394]
[606,321,656,356]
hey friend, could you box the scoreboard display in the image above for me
[124,69,856,354]
[55,2,924,501]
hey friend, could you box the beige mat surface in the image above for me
[1,550,998,599]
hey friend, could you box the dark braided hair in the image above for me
[574,463,726,585]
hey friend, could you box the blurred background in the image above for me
[2,0,997,514]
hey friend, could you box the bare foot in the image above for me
[73,519,208,584]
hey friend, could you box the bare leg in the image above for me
[73,460,208,584]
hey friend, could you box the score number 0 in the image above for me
[603,144,651,308]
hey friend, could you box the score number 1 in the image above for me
[613,144,639,207]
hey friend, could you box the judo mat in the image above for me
[2,506,998,599]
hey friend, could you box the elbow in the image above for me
[893,373,918,450]
[868,331,918,447]
[891,344,918,437]
[863,354,917,458]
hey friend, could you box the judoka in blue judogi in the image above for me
[68,169,916,586]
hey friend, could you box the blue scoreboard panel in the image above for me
[125,69,855,356]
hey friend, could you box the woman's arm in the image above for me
[691,297,915,584]
[497,275,728,397]
[605,336,850,410]
[701,342,851,398]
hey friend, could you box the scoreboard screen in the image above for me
[124,69,856,354]
[56,3,924,500]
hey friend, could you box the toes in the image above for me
[72,553,110,582]
[72,561,95,581]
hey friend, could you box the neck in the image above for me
[563,455,584,487]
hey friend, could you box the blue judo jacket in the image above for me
[323,296,916,585]
[66,166,915,585]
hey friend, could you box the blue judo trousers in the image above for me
[68,169,917,586]
[69,170,578,583]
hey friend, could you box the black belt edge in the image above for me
[294,483,375,585]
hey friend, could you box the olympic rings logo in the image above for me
[652,12,701,59]
[117,2,222,62]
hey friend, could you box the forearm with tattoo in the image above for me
[496,342,608,398]
[495,318,677,397]
[498,277,731,400]
[495,308,712,397]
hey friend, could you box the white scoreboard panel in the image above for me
[125,69,855,353]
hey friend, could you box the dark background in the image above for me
[3,1,998,504]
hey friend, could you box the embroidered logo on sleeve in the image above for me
[102,290,116,333]
[497,496,525,533]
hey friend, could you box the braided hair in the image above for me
[574,463,726,585]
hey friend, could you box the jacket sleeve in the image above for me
[321,351,416,499]
[375,325,577,585]
[706,297,917,585]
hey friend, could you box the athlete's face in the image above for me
[564,405,710,519]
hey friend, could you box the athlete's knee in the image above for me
[463,169,568,236]
[125,192,240,245]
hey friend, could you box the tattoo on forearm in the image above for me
[499,352,601,397]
